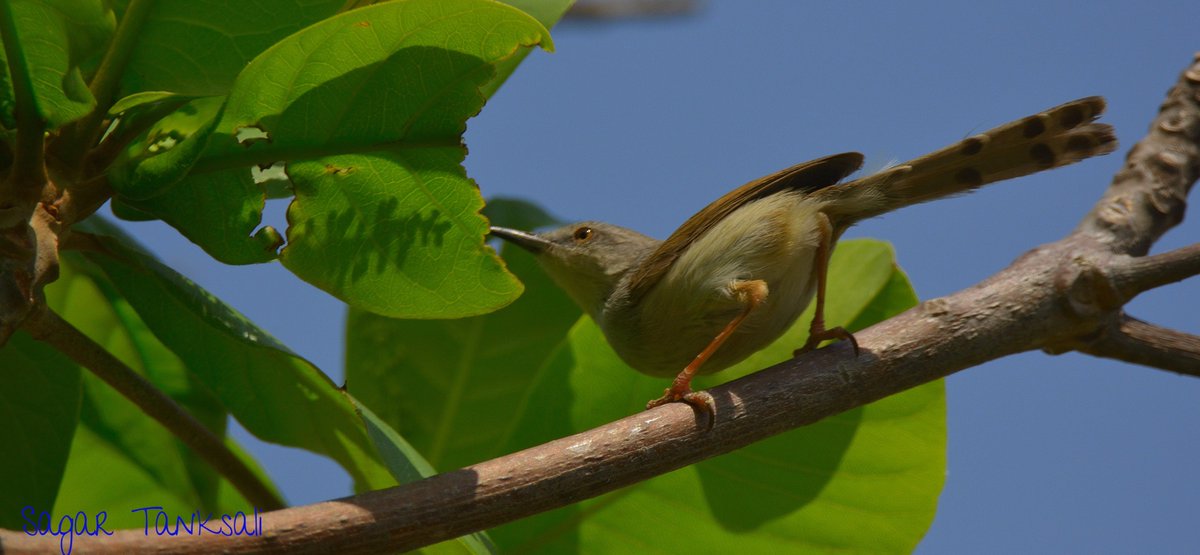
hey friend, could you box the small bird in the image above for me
[490,97,1116,424]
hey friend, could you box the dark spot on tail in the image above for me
[1065,134,1094,153]
[1029,143,1056,167]
[960,136,985,155]
[954,167,983,186]
[1023,117,1046,138]
[1059,106,1085,129]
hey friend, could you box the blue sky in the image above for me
[116,1,1200,552]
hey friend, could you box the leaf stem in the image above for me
[60,0,154,171]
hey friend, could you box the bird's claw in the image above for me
[794,326,860,357]
[647,388,716,431]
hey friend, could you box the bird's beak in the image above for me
[489,226,552,254]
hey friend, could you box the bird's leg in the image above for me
[795,213,860,356]
[647,279,768,429]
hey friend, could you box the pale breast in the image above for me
[603,192,828,377]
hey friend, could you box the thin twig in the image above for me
[1075,314,1200,377]
[1112,243,1200,297]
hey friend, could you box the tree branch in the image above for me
[1111,242,1200,297]
[5,53,1199,555]
[1077,54,1200,254]
[1073,314,1200,377]
[22,306,285,512]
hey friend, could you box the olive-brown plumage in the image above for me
[491,97,1116,426]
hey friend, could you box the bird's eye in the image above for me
[572,226,594,243]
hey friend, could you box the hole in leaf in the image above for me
[253,161,292,200]
[236,125,271,146]
[146,133,180,154]
[256,198,290,255]
[323,163,355,176]
[253,161,288,183]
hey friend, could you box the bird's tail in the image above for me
[816,96,1117,225]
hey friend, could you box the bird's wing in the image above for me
[624,152,863,303]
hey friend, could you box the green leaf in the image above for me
[494,239,945,553]
[482,0,574,98]
[346,197,573,471]
[346,196,564,552]
[123,0,553,318]
[103,95,285,256]
[0,332,81,530]
[118,166,283,264]
[51,425,273,532]
[107,91,192,116]
[108,95,226,200]
[0,0,114,127]
[353,396,497,555]
[108,197,156,221]
[74,216,396,492]
[102,0,350,202]
[354,396,436,485]
[39,253,279,529]
[118,0,344,98]
[281,150,517,317]
[112,111,284,263]
[52,425,195,531]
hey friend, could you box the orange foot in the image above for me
[794,326,860,357]
[647,387,716,431]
